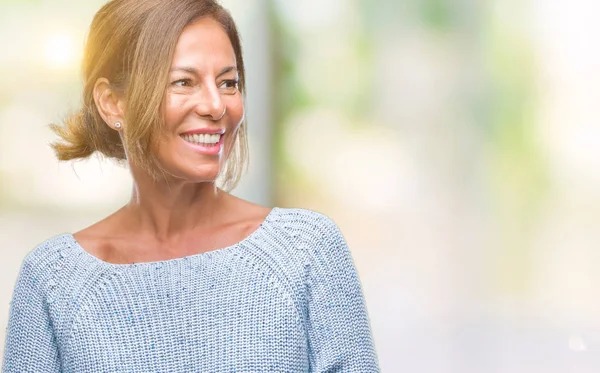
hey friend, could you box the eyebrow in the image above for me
[169,65,237,77]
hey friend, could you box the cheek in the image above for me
[226,96,245,129]
[222,99,244,155]
[163,95,189,129]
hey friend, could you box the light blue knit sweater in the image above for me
[2,208,379,372]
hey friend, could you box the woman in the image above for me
[2,0,380,371]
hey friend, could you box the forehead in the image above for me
[171,17,236,69]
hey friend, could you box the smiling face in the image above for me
[155,17,244,183]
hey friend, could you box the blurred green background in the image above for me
[2,0,600,371]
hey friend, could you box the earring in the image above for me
[114,122,122,129]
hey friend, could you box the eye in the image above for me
[172,78,193,87]
[219,79,239,90]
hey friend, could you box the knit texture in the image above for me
[2,207,379,372]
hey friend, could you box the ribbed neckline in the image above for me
[63,207,280,268]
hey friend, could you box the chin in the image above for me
[184,162,223,183]
[151,158,221,183]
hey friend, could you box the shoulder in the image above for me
[16,234,74,287]
[271,208,358,280]
[21,234,71,268]
[260,207,354,283]
[276,207,338,230]
[269,207,347,246]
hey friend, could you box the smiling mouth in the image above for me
[180,133,221,146]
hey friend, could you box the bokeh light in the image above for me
[44,33,76,68]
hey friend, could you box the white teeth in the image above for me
[182,133,221,145]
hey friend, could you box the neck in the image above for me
[121,171,226,240]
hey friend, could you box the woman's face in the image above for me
[156,17,244,183]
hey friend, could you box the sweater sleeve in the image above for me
[2,256,61,372]
[305,215,380,373]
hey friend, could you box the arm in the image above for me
[2,257,61,372]
[305,216,380,373]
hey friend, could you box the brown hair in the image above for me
[50,0,248,191]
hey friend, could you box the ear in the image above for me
[93,78,126,131]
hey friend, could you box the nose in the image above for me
[193,83,226,121]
